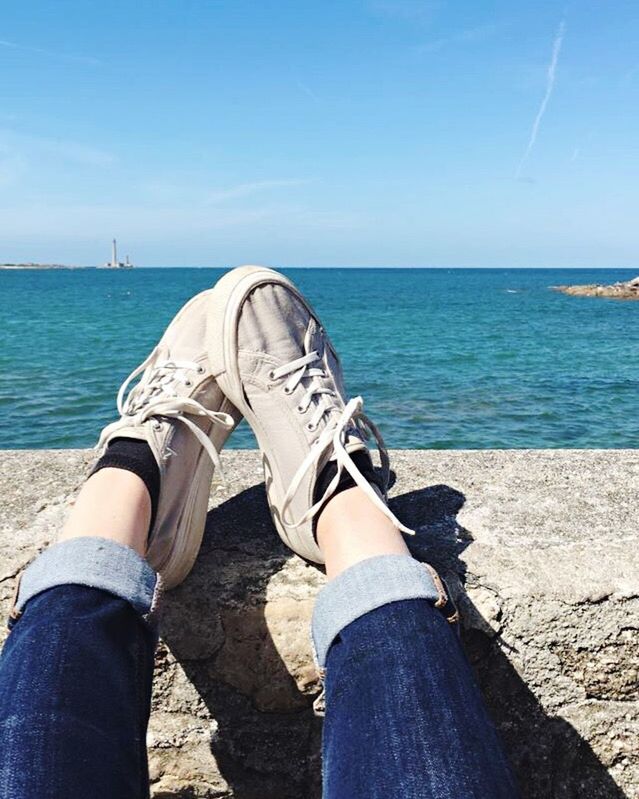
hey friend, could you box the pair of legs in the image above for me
[0,266,518,797]
[0,469,517,798]
[60,465,409,576]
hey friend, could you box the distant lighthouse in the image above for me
[105,239,133,268]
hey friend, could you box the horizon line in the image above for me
[2,264,637,271]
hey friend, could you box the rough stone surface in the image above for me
[0,449,638,798]
[553,276,639,300]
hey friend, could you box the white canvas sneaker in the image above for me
[208,265,413,563]
[97,289,242,589]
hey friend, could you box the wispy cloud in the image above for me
[515,20,565,179]
[204,179,312,204]
[0,203,276,239]
[0,38,101,66]
[369,0,441,22]
[297,79,320,103]
[0,201,355,243]
[621,63,639,86]
[416,23,499,54]
[0,129,116,168]
[40,139,115,167]
[136,176,312,206]
[0,143,27,187]
[568,129,594,165]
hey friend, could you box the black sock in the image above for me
[313,449,385,512]
[90,438,161,534]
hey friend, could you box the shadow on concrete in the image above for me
[390,485,627,799]
[160,481,627,799]
[160,484,322,799]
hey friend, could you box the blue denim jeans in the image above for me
[0,539,519,798]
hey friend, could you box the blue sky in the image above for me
[1,0,638,267]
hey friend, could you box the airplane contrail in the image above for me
[516,20,565,179]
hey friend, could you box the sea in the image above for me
[1,267,637,450]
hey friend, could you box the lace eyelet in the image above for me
[184,380,192,387]
[196,366,205,375]
[283,386,293,395]
[268,370,276,380]
[306,422,317,432]
[297,404,305,413]
[153,422,162,431]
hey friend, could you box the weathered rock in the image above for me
[0,449,637,798]
[553,276,639,300]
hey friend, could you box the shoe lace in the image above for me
[271,351,414,536]
[96,346,235,474]
[269,349,341,431]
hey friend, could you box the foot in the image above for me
[97,288,242,588]
[207,265,412,562]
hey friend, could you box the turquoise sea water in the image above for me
[1,267,637,449]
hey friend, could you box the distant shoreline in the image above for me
[0,264,135,270]
[2,264,638,271]
[0,264,90,270]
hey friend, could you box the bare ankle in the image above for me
[317,486,410,580]
[60,468,151,557]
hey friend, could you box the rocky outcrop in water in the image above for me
[554,275,639,300]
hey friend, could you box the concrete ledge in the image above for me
[1,449,638,798]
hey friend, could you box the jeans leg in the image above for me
[0,538,159,799]
[313,555,519,799]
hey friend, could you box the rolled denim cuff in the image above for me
[13,537,158,618]
[311,554,441,668]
